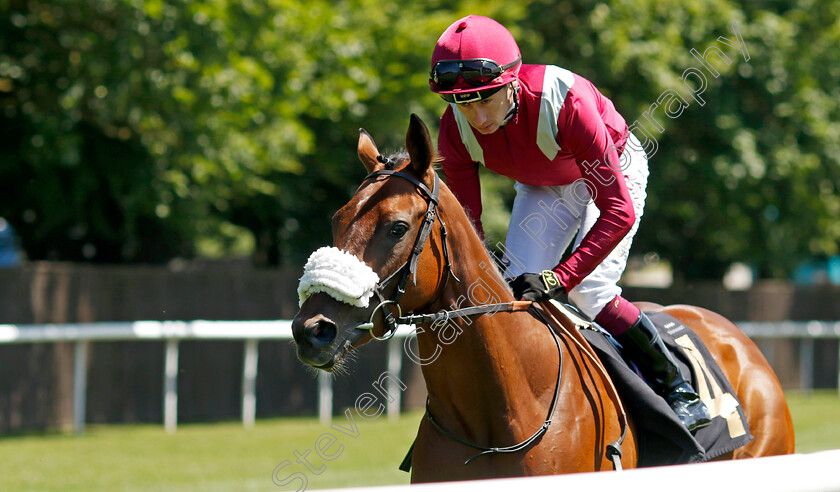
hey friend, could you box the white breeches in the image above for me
[502,132,649,319]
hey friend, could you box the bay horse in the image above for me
[291,114,795,482]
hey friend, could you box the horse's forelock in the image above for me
[381,149,409,171]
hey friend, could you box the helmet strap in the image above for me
[500,81,520,127]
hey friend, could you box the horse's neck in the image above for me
[419,211,562,438]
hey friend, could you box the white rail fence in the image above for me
[0,320,838,434]
[739,321,840,391]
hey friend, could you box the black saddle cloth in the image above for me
[580,310,754,466]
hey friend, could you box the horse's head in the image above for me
[292,114,448,372]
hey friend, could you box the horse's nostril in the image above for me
[306,319,337,348]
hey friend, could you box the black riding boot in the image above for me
[617,312,712,432]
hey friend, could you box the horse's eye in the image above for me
[390,223,410,238]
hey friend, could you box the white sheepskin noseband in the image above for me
[298,247,380,308]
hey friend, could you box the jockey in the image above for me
[429,15,711,432]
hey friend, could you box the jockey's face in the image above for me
[454,84,514,135]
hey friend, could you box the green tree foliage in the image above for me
[1,1,838,279]
[1,0,191,261]
[0,0,438,264]
[523,0,840,279]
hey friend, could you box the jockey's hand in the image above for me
[509,270,567,303]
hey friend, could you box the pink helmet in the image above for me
[430,15,522,103]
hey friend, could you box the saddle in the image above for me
[549,301,754,466]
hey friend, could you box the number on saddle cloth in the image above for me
[578,311,755,467]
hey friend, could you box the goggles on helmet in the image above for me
[431,56,522,90]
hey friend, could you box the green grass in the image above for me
[786,390,840,453]
[0,410,423,492]
[0,392,837,491]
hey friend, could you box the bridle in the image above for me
[356,163,458,341]
[357,163,532,340]
[352,160,626,469]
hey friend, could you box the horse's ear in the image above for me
[406,114,434,176]
[358,128,383,173]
